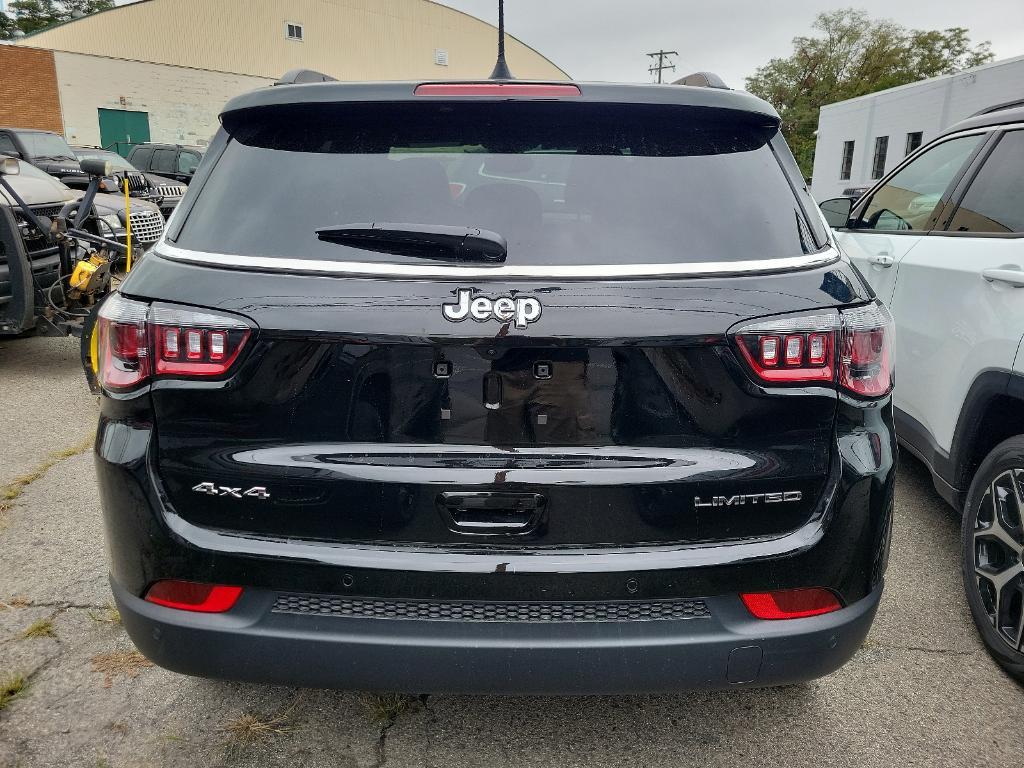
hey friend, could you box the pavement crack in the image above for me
[867,643,975,657]
[4,600,113,612]
[900,645,975,656]
[373,718,395,768]
[0,433,95,522]
[419,694,436,768]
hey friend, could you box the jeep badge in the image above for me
[442,288,542,329]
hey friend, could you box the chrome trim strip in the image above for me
[153,241,840,281]
[229,443,757,486]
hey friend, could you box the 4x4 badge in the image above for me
[192,482,270,500]
[442,289,541,329]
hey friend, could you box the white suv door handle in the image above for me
[868,254,894,267]
[982,268,1024,287]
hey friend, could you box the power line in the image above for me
[646,50,678,84]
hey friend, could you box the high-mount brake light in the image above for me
[95,295,252,391]
[414,83,581,97]
[731,302,894,397]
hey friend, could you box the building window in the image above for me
[434,48,449,66]
[871,136,889,180]
[905,131,923,156]
[839,140,855,180]
[285,22,303,41]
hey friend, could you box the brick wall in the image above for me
[0,46,64,134]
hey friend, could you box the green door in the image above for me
[97,108,150,157]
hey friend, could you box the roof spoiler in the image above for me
[970,98,1024,117]
[672,72,729,90]
[275,68,337,86]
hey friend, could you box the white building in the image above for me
[1,0,567,152]
[811,55,1024,201]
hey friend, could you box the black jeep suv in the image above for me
[89,79,896,694]
[0,127,89,188]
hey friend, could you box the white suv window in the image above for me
[947,130,1024,234]
[857,134,983,232]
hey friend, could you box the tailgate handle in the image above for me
[438,492,546,534]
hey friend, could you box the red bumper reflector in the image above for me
[414,83,581,97]
[740,588,842,620]
[144,580,243,613]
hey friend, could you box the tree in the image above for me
[0,11,18,40]
[745,8,994,177]
[1,0,114,39]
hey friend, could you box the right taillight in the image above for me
[837,303,894,398]
[732,301,893,398]
[96,294,252,392]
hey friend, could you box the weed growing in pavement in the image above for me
[87,604,121,625]
[90,651,153,687]
[0,434,96,524]
[0,672,27,710]
[219,694,304,755]
[219,711,294,751]
[359,692,415,724]
[21,618,55,639]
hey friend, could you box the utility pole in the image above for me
[646,50,678,84]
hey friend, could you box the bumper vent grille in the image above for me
[128,209,164,243]
[272,594,711,623]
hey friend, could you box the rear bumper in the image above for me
[113,578,881,694]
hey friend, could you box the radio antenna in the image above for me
[489,0,514,79]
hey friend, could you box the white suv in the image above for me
[821,105,1024,683]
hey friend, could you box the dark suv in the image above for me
[0,127,89,188]
[72,146,187,218]
[89,79,896,694]
[126,143,204,184]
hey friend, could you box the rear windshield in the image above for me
[174,101,823,265]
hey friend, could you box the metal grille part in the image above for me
[123,172,148,192]
[129,209,165,243]
[154,184,187,199]
[29,205,64,218]
[272,594,711,623]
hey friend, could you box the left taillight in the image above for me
[96,294,252,393]
[96,293,151,392]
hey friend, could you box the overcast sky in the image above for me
[438,1,1024,87]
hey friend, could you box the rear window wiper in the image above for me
[316,223,507,264]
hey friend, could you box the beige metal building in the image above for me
[6,0,567,150]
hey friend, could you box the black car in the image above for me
[88,78,896,694]
[72,146,188,218]
[0,127,90,188]
[126,143,204,184]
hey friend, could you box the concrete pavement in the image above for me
[1,334,1022,767]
